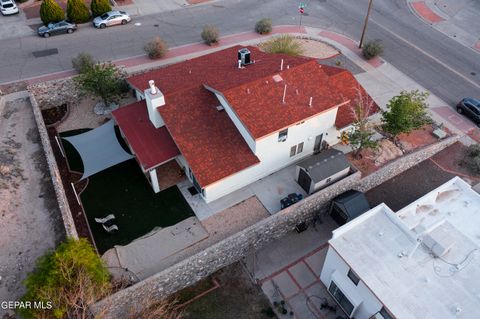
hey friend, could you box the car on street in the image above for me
[93,10,131,29]
[280,193,303,209]
[37,20,77,38]
[456,98,480,127]
[0,0,19,15]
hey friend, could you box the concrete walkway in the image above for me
[407,0,480,53]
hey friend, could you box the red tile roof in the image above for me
[329,71,380,129]
[218,61,348,139]
[158,87,260,187]
[112,101,180,171]
[122,46,377,187]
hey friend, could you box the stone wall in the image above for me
[29,93,79,239]
[92,135,460,318]
[28,78,81,110]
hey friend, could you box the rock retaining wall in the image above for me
[28,78,81,110]
[92,134,460,318]
[29,93,78,239]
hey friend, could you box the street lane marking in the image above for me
[371,18,480,90]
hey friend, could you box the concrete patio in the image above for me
[178,161,308,220]
[242,216,347,319]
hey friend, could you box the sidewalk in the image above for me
[407,0,480,53]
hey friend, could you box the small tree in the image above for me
[461,144,480,174]
[144,37,169,59]
[90,0,111,17]
[72,52,96,74]
[201,24,219,45]
[20,239,111,319]
[255,18,272,35]
[75,62,126,107]
[346,89,378,158]
[362,39,384,60]
[40,0,65,25]
[67,0,90,23]
[382,90,432,140]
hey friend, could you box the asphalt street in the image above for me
[0,0,478,106]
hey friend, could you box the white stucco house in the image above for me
[113,46,377,203]
[320,177,480,319]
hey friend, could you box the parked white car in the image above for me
[93,10,131,29]
[0,0,19,15]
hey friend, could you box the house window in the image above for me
[328,281,355,316]
[378,307,394,319]
[278,129,288,142]
[347,269,360,285]
[290,145,297,157]
[297,142,304,154]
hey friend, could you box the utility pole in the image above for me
[359,0,373,48]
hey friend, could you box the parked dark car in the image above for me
[37,20,77,38]
[456,98,480,127]
[280,193,303,209]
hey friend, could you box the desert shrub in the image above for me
[144,37,169,59]
[255,18,272,34]
[72,52,96,73]
[201,24,219,45]
[461,144,480,174]
[20,239,111,319]
[66,0,90,23]
[40,0,65,25]
[362,39,384,59]
[90,0,111,17]
[260,35,304,56]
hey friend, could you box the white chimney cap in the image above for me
[149,80,157,95]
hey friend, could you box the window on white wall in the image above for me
[347,269,360,285]
[378,307,395,319]
[290,145,297,157]
[297,142,304,154]
[278,129,288,142]
[328,281,355,316]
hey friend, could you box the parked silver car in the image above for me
[93,10,131,29]
[37,20,77,38]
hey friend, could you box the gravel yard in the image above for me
[0,96,65,317]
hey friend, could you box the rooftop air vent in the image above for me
[216,105,224,111]
[238,48,251,66]
[272,74,283,82]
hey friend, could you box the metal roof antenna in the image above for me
[282,84,287,104]
[280,59,284,71]
[308,96,313,107]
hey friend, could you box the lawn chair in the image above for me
[94,214,115,224]
[103,223,119,233]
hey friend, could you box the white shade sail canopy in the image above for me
[61,120,134,180]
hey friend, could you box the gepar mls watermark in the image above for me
[1,301,52,310]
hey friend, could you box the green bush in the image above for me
[20,239,111,319]
[72,52,96,73]
[40,0,65,26]
[90,0,111,17]
[144,37,169,59]
[362,39,384,60]
[255,18,272,35]
[461,144,480,174]
[66,0,90,23]
[260,35,304,56]
[201,24,219,45]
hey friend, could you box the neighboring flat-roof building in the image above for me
[113,46,378,202]
[320,177,480,319]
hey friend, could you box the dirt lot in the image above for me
[175,262,274,319]
[0,96,65,317]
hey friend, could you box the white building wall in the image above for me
[202,107,340,202]
[320,247,384,319]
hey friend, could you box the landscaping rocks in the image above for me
[28,78,82,110]
[94,101,119,115]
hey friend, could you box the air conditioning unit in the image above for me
[238,48,251,66]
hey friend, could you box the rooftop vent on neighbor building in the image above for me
[238,48,251,66]
[272,74,283,82]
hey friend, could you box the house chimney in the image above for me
[144,80,165,128]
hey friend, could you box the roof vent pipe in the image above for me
[280,59,284,71]
[309,97,313,107]
[238,59,242,69]
[282,84,287,104]
[149,80,157,95]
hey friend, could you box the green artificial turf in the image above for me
[60,128,195,254]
